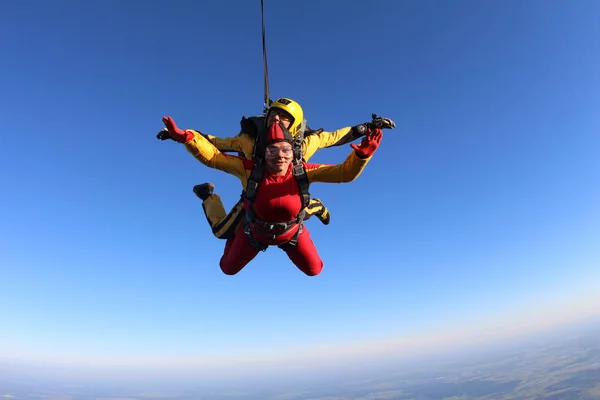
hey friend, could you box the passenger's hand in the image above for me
[162,116,194,143]
[351,129,383,158]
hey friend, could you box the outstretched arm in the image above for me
[202,133,255,159]
[158,127,255,159]
[303,127,355,161]
[302,115,395,161]
[161,116,250,182]
[306,130,383,184]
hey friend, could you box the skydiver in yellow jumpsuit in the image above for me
[157,97,395,239]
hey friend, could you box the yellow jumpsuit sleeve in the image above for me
[302,127,353,161]
[183,130,250,182]
[306,150,370,184]
[203,133,256,159]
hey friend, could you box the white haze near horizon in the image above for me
[2,293,599,390]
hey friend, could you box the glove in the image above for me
[156,128,173,141]
[161,116,194,143]
[350,114,396,140]
[368,114,396,130]
[351,129,383,158]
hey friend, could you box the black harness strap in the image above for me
[242,157,269,251]
[242,118,312,252]
[291,133,310,208]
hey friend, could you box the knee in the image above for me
[219,259,241,276]
[220,266,239,276]
[302,260,323,276]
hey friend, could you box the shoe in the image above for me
[193,183,215,201]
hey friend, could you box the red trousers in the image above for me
[219,225,324,276]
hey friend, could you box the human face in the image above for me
[265,141,293,175]
[267,108,293,129]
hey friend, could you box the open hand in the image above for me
[351,129,383,158]
[162,116,193,143]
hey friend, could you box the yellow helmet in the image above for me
[267,97,304,136]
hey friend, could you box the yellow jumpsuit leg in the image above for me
[202,195,245,239]
[304,198,330,225]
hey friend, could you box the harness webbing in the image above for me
[242,122,311,252]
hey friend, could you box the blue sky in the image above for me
[1,0,599,379]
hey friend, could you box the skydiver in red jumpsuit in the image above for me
[161,109,383,276]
